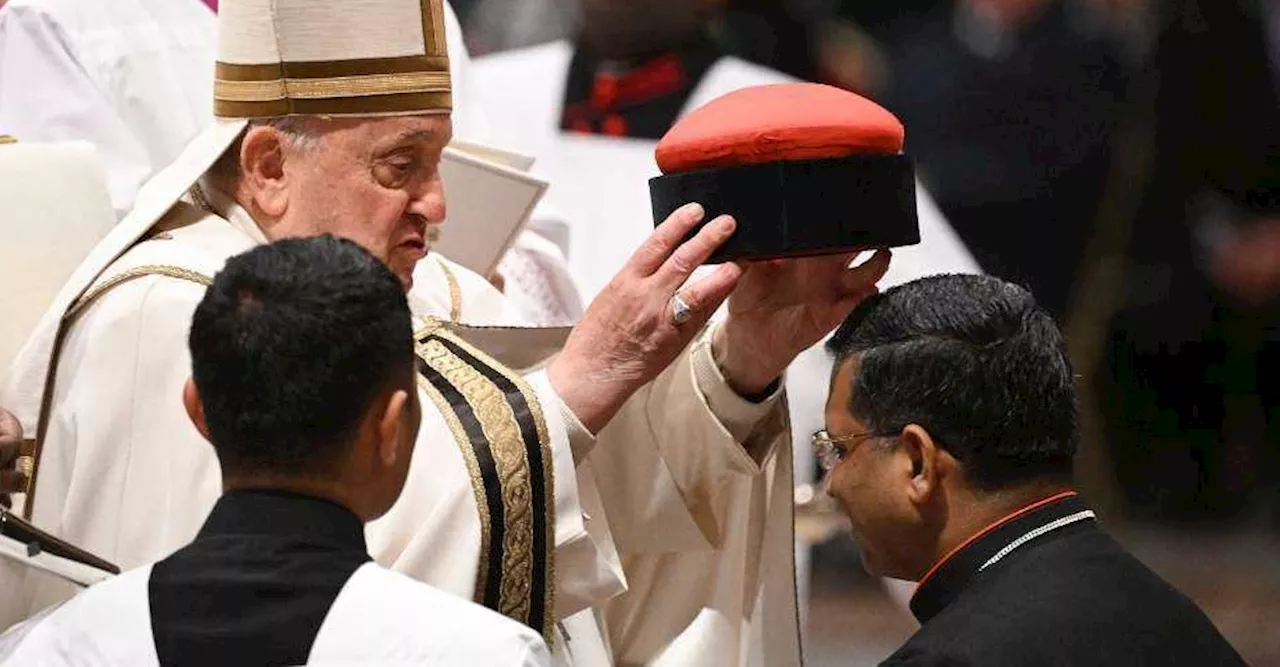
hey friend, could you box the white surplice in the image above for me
[0,563,551,666]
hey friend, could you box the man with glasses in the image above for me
[816,273,1244,666]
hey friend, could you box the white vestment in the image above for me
[0,563,551,666]
[0,0,215,218]
[0,172,799,667]
[472,39,984,629]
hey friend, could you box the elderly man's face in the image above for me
[276,115,452,290]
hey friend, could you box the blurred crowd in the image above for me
[456,0,1280,527]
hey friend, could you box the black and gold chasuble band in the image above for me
[413,322,555,645]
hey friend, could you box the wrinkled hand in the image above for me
[550,204,744,433]
[0,407,24,510]
[714,250,892,395]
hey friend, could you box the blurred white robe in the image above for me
[0,0,215,218]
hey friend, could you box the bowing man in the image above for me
[819,274,1245,667]
[0,236,550,666]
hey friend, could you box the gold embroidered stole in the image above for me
[413,319,556,644]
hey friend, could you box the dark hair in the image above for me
[827,274,1078,490]
[189,235,414,476]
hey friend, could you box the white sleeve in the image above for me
[0,6,155,217]
[539,326,788,557]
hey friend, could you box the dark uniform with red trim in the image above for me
[883,493,1245,666]
[559,40,721,140]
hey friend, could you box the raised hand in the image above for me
[714,250,892,395]
[549,203,744,433]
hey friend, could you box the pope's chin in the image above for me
[389,242,427,291]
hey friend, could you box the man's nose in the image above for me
[409,174,447,224]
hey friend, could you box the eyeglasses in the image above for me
[812,429,884,472]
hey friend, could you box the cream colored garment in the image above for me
[0,192,793,666]
[0,0,215,218]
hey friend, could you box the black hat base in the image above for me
[649,153,920,264]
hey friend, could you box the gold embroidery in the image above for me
[423,0,447,58]
[217,56,451,81]
[0,135,17,145]
[66,266,213,329]
[213,91,453,120]
[414,368,492,605]
[433,328,556,628]
[413,319,555,644]
[420,338,535,623]
[214,71,451,103]
[436,259,463,322]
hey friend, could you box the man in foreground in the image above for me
[1,236,549,665]
[821,274,1245,666]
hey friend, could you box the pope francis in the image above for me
[0,1,892,665]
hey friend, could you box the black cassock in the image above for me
[883,493,1245,666]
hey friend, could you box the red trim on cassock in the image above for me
[914,490,1079,590]
[563,53,688,136]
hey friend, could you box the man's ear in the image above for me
[899,424,942,506]
[238,125,291,218]
[182,378,212,441]
[376,389,410,467]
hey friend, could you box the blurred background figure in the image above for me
[872,0,1126,321]
[1096,0,1280,525]
[0,0,215,218]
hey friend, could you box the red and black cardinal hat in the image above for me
[648,83,920,263]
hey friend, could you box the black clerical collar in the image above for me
[560,37,722,140]
[909,491,1096,623]
[199,489,367,554]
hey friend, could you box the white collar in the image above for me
[193,178,270,246]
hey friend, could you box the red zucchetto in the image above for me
[648,83,920,263]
